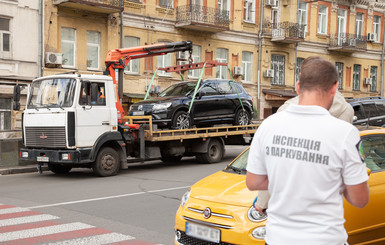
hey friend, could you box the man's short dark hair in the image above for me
[299,56,338,92]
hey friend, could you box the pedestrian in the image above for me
[246,56,369,245]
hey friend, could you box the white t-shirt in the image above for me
[247,104,368,245]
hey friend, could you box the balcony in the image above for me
[263,22,305,43]
[53,0,124,14]
[329,33,367,53]
[176,4,229,32]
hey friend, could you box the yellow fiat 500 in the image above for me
[174,128,385,244]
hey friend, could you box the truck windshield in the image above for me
[28,78,76,109]
[158,82,197,97]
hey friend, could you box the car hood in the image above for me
[190,170,255,207]
[134,96,188,105]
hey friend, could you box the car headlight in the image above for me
[252,226,266,239]
[180,190,190,207]
[152,102,172,112]
[248,206,267,222]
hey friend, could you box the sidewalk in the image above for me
[0,164,49,175]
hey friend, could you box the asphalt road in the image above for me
[0,145,248,245]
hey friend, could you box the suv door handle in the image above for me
[377,120,382,123]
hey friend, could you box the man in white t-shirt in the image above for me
[246,56,369,245]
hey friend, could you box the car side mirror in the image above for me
[196,91,204,99]
[366,167,371,176]
[353,116,358,122]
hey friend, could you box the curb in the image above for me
[0,165,49,175]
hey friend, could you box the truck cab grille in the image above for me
[25,127,66,148]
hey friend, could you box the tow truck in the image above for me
[15,41,258,176]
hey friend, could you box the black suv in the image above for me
[350,97,385,127]
[129,79,254,129]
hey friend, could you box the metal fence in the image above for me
[329,33,367,49]
[263,21,305,39]
[176,4,230,29]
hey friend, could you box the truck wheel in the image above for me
[234,109,251,125]
[48,164,72,174]
[196,139,224,164]
[93,147,120,177]
[161,154,183,163]
[172,111,191,129]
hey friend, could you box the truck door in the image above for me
[75,81,111,147]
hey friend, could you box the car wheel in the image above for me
[235,109,251,125]
[196,139,224,164]
[172,111,191,129]
[93,147,120,177]
[48,164,72,174]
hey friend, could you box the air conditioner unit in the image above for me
[176,51,187,60]
[45,52,62,66]
[264,69,274,78]
[266,0,277,7]
[349,39,356,47]
[146,85,161,93]
[233,66,244,76]
[367,33,377,42]
[364,78,372,85]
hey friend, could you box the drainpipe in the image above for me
[257,0,264,120]
[120,0,124,49]
[294,0,300,91]
[381,19,385,97]
[38,0,43,77]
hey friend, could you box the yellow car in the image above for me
[174,128,385,244]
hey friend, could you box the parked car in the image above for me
[174,128,385,244]
[350,96,385,127]
[129,79,254,129]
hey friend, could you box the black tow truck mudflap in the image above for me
[19,148,92,164]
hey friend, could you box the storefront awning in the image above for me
[262,89,297,101]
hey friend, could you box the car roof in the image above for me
[358,127,385,136]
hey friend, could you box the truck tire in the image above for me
[172,111,191,129]
[93,147,120,177]
[234,109,251,126]
[196,138,224,164]
[48,164,72,174]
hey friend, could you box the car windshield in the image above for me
[361,135,385,172]
[28,78,76,109]
[225,148,249,174]
[158,82,197,97]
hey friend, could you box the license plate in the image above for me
[132,111,144,116]
[186,222,220,243]
[37,156,49,162]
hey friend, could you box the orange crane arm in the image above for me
[104,41,193,121]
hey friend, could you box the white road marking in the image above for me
[46,232,135,245]
[0,222,93,242]
[0,207,31,215]
[0,214,59,227]
[27,185,190,209]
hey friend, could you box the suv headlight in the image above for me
[248,206,267,222]
[153,102,172,112]
[181,190,190,207]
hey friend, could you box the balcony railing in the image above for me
[329,33,367,52]
[263,22,305,43]
[176,4,230,32]
[53,0,124,14]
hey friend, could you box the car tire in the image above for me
[48,164,72,174]
[172,111,191,129]
[195,139,224,164]
[93,147,120,177]
[234,109,251,126]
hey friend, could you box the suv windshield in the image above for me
[28,78,76,109]
[158,82,197,97]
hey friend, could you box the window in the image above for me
[353,64,361,91]
[361,135,385,172]
[200,82,218,96]
[86,31,100,70]
[0,98,11,131]
[244,0,255,23]
[61,27,76,68]
[242,51,253,82]
[298,2,308,32]
[188,45,201,79]
[370,66,378,92]
[318,5,328,34]
[218,0,230,12]
[159,0,173,8]
[336,62,344,90]
[0,18,10,58]
[216,48,228,79]
[124,36,140,74]
[356,13,364,38]
[295,58,304,83]
[79,82,106,106]
[373,16,381,42]
[217,82,234,94]
[271,55,285,85]
[157,53,172,76]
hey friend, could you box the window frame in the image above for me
[86,31,100,70]
[216,48,228,79]
[370,66,378,92]
[373,15,381,42]
[61,27,76,68]
[157,53,172,77]
[218,0,230,12]
[188,45,202,79]
[0,97,12,131]
[124,36,140,74]
[356,12,364,38]
[242,51,253,82]
[295,58,304,84]
[298,2,308,33]
[336,62,344,90]
[318,5,328,35]
[353,64,361,91]
[0,17,11,59]
[158,0,173,8]
[271,54,285,86]
[244,0,255,23]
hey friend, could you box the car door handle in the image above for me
[102,122,110,125]
[377,120,382,122]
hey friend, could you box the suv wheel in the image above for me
[172,111,191,129]
[235,109,251,125]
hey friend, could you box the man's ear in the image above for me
[330,82,338,96]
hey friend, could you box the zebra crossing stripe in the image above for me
[45,232,135,245]
[0,207,32,215]
[0,222,93,242]
[0,214,59,227]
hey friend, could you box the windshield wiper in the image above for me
[226,165,244,174]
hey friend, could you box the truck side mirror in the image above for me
[13,85,21,111]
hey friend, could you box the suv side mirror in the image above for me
[196,91,204,99]
[353,116,358,122]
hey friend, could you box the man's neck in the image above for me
[298,91,332,110]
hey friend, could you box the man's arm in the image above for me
[246,172,269,191]
[344,182,369,208]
